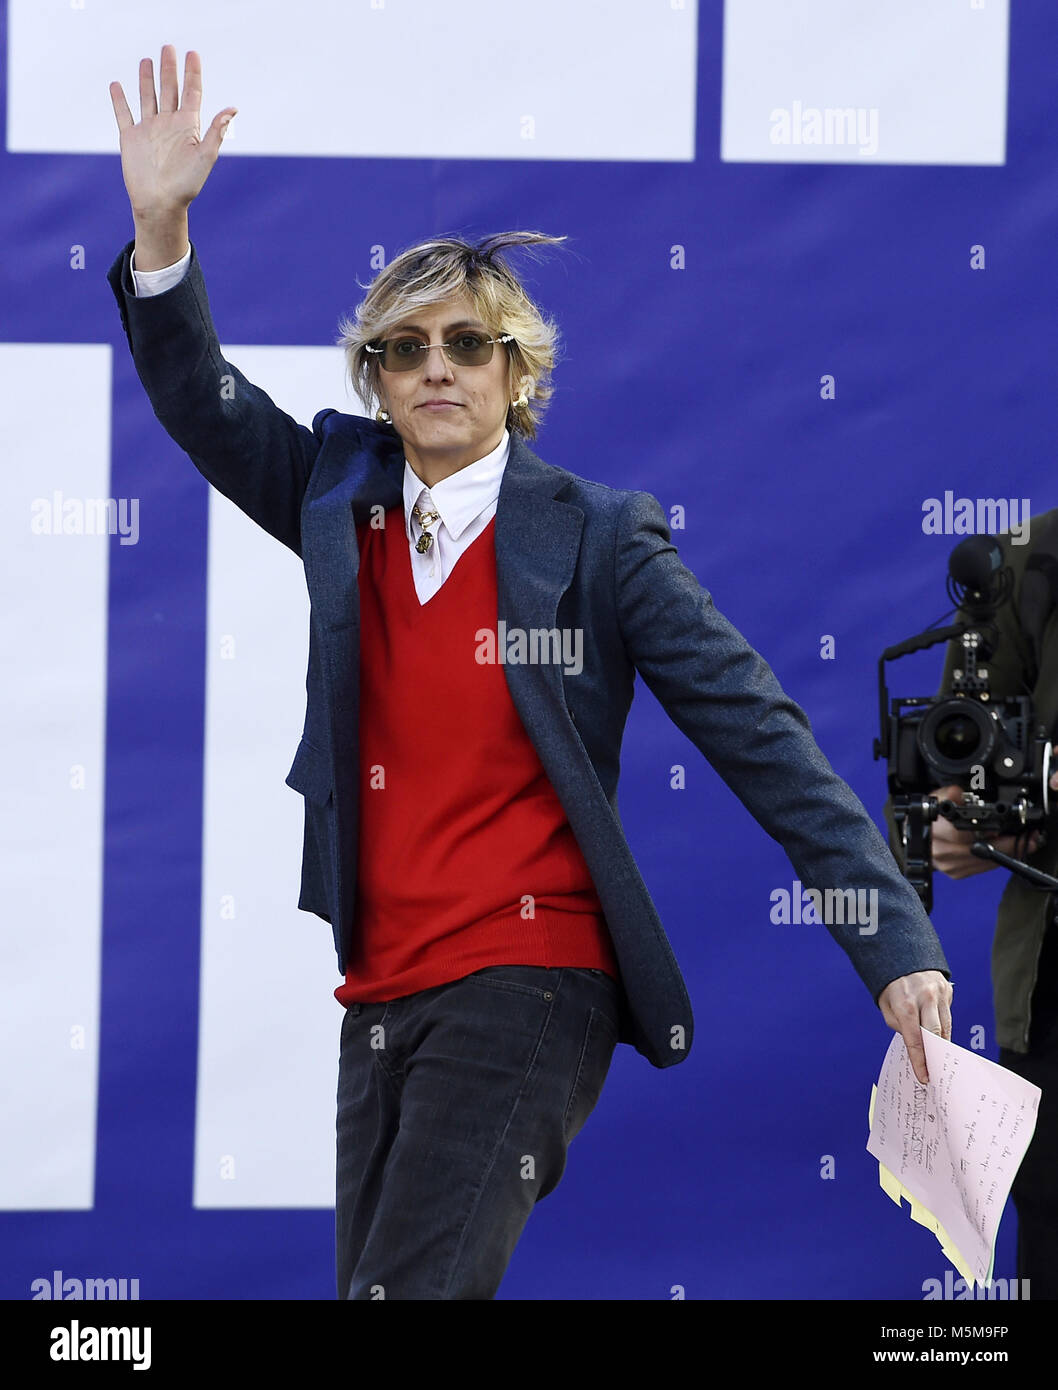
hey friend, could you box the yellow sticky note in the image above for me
[878,1162,903,1206]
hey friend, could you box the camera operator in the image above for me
[885,510,1058,1299]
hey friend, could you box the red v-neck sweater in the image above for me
[334,505,620,1004]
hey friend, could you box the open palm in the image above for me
[109,45,236,216]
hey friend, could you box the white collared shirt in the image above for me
[132,247,509,605]
[401,432,508,603]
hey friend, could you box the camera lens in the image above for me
[917,697,997,777]
[933,712,982,759]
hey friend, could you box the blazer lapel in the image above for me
[302,421,585,725]
[493,433,585,726]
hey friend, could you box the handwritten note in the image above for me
[866,1031,1041,1287]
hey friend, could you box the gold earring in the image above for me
[376,406,391,423]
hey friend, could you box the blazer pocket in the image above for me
[284,738,333,807]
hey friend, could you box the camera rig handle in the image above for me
[891,794,941,912]
[969,841,1058,890]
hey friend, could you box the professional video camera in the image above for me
[874,534,1055,911]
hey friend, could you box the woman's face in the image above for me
[375,294,512,477]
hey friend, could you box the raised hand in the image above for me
[109,45,236,220]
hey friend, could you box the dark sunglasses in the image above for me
[366,331,515,372]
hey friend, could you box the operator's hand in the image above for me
[930,782,1046,879]
[109,46,236,218]
[878,970,953,1084]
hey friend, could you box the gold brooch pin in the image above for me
[413,503,440,553]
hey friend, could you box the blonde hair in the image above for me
[335,231,569,441]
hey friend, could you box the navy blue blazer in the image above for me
[106,239,950,1069]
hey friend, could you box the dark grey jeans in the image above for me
[335,964,620,1300]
